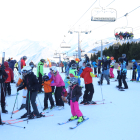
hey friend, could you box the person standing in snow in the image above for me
[4,61,14,96]
[17,66,44,118]
[67,77,84,124]
[42,75,54,111]
[50,66,65,110]
[37,59,46,93]
[21,56,27,69]
[0,64,8,113]
[80,63,96,105]
[8,58,17,71]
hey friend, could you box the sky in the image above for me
[0,0,140,53]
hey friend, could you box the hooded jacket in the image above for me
[37,61,44,77]
[4,61,14,83]
[80,67,93,84]
[50,71,65,87]
[42,80,52,93]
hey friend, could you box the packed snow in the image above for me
[0,67,140,140]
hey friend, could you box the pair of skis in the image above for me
[3,114,54,124]
[58,117,89,129]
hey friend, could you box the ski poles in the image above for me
[11,92,19,118]
[27,91,30,124]
[37,95,43,110]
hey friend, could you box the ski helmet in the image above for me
[69,77,78,85]
[98,57,101,60]
[131,59,135,62]
[84,54,87,57]
[42,75,50,81]
[110,57,114,60]
[40,59,46,63]
[71,63,77,69]
[118,57,123,63]
[86,63,91,68]
[21,66,32,74]
[23,56,27,60]
[122,54,126,58]
[51,66,57,74]
[106,56,110,60]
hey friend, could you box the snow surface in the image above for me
[1,67,140,140]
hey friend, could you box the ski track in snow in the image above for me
[1,68,140,140]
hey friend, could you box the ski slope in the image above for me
[0,67,140,140]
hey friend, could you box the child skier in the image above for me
[92,60,97,77]
[67,77,84,124]
[130,59,137,81]
[97,57,102,77]
[80,63,95,105]
[42,75,54,111]
[110,57,116,78]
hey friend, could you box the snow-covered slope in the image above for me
[1,68,140,140]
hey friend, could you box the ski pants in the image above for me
[4,82,11,96]
[98,67,101,75]
[137,73,140,81]
[83,83,94,102]
[55,87,64,106]
[70,100,83,117]
[132,70,137,80]
[26,91,39,116]
[110,68,114,78]
[38,73,43,92]
[94,68,97,75]
[44,92,54,108]
[61,67,64,72]
[117,71,120,80]
[119,73,128,88]
[0,83,6,105]
[100,74,109,84]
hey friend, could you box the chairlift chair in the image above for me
[60,40,71,48]
[91,7,117,22]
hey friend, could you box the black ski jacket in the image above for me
[18,72,39,92]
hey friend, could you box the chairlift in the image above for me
[91,7,117,22]
[60,40,71,48]
[114,27,134,40]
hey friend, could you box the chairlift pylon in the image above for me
[91,7,117,22]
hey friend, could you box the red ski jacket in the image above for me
[21,59,26,69]
[80,67,93,84]
[4,61,14,83]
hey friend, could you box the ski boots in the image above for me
[77,116,84,124]
[68,116,78,121]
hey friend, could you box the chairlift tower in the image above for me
[68,28,91,59]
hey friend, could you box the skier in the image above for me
[50,66,65,110]
[4,61,14,96]
[8,58,17,71]
[130,59,137,81]
[0,64,8,113]
[21,56,27,69]
[80,63,96,105]
[98,56,111,85]
[116,57,128,90]
[67,77,84,124]
[84,54,89,63]
[42,75,54,111]
[37,59,46,93]
[110,57,116,78]
[17,66,44,118]
[92,60,97,76]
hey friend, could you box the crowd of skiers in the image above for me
[115,32,134,40]
[1,53,140,125]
